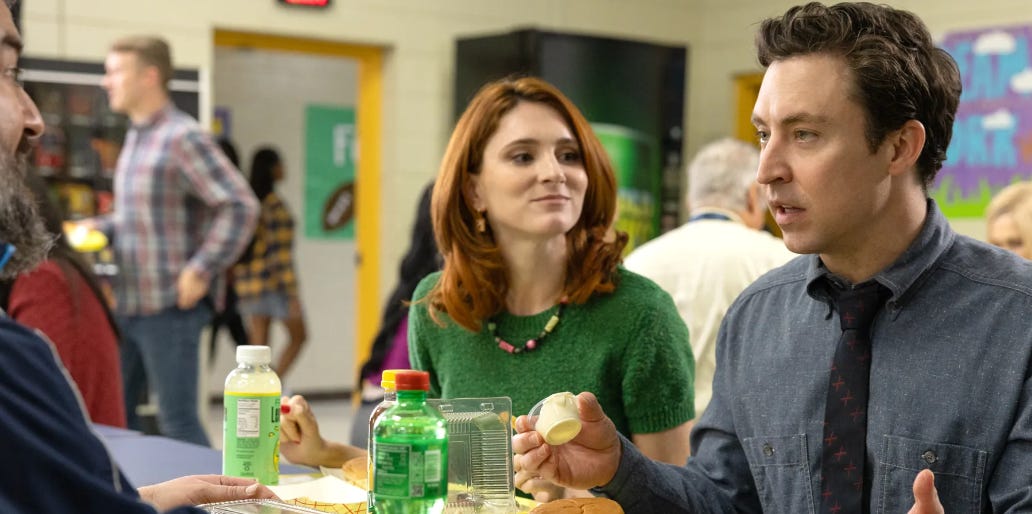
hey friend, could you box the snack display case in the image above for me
[21,57,200,274]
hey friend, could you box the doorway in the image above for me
[209,30,383,395]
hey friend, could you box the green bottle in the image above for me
[222,345,281,485]
[371,370,448,514]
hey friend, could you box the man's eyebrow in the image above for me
[751,112,830,128]
[2,33,22,53]
[780,112,830,126]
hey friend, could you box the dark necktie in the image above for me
[820,280,886,514]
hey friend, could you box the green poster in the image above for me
[304,105,356,240]
[593,123,660,254]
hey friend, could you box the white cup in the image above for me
[533,392,582,445]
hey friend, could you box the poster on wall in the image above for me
[304,104,356,240]
[935,25,1032,218]
[593,123,660,254]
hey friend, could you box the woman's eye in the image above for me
[559,150,581,163]
[756,130,769,145]
[512,153,533,164]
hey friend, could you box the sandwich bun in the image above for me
[341,456,368,489]
[529,497,624,514]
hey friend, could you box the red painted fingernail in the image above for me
[281,404,291,415]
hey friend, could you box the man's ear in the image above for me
[887,119,926,178]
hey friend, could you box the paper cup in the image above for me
[530,392,581,445]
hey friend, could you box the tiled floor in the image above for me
[205,396,358,451]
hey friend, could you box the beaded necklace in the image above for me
[489,297,569,354]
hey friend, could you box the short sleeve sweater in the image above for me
[408,267,695,436]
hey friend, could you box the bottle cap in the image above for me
[394,370,430,391]
[380,369,409,391]
[236,345,272,365]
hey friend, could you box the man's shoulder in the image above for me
[736,254,810,298]
[0,317,57,367]
[942,235,1032,295]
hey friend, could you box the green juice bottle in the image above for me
[371,370,448,514]
[222,345,281,485]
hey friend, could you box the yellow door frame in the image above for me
[213,29,383,378]
[733,70,781,237]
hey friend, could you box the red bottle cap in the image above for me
[394,370,430,391]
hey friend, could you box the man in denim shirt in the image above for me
[514,3,1032,513]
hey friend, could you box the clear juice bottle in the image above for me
[367,369,407,512]
[371,370,448,514]
[222,345,282,485]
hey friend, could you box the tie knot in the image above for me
[831,281,886,331]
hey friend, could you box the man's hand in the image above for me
[137,475,276,510]
[176,267,210,309]
[512,392,622,491]
[908,469,944,514]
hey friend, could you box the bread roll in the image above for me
[341,456,368,489]
[529,497,624,514]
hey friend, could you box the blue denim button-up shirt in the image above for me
[601,200,1032,513]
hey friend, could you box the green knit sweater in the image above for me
[408,268,695,437]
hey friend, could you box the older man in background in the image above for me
[625,137,795,422]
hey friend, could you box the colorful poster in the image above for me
[593,123,660,254]
[304,105,356,240]
[936,26,1032,218]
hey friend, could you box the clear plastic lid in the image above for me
[236,345,272,365]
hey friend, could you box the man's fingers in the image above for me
[575,392,606,423]
[911,469,943,514]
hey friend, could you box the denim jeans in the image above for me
[118,303,212,446]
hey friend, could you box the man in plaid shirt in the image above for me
[92,35,258,446]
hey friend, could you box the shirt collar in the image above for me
[132,102,175,130]
[687,207,744,225]
[805,198,955,310]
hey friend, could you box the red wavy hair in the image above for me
[427,76,628,332]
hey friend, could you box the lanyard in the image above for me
[688,212,733,223]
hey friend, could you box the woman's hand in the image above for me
[279,395,328,468]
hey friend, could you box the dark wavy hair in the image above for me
[249,147,280,201]
[756,2,962,188]
[428,76,627,332]
[359,182,440,381]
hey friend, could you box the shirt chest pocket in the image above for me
[877,435,988,514]
[743,434,816,514]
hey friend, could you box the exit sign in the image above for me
[278,0,331,7]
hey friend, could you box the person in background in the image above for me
[515,2,1032,512]
[0,173,126,427]
[624,137,795,422]
[349,181,440,446]
[985,181,1032,259]
[92,35,259,446]
[234,147,306,380]
[278,78,696,505]
[208,137,250,354]
[0,0,275,509]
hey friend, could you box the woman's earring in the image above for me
[475,211,487,233]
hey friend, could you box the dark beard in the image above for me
[0,151,52,280]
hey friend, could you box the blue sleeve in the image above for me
[0,318,203,513]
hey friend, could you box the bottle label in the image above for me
[373,442,446,499]
[223,392,280,485]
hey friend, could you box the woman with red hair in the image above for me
[412,76,694,500]
[279,77,694,503]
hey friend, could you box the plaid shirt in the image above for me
[96,104,259,315]
[233,193,299,298]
